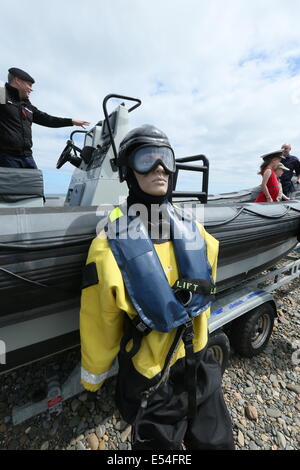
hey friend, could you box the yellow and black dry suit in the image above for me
[80,207,234,449]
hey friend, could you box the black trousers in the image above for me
[116,347,235,450]
[282,180,296,197]
[0,152,37,169]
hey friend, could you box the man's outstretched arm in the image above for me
[32,106,90,128]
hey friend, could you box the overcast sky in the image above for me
[1,0,300,195]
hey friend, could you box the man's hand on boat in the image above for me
[72,119,90,129]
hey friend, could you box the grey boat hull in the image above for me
[1,199,300,372]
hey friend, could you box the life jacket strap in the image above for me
[81,262,99,289]
[120,315,144,359]
[182,320,197,423]
[142,323,187,403]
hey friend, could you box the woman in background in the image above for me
[255,151,285,203]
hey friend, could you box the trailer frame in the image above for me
[10,250,300,425]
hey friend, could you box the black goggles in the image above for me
[128,145,176,174]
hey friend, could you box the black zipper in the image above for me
[19,101,26,155]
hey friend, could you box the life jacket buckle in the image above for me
[132,316,152,335]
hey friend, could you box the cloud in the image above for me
[1,0,300,195]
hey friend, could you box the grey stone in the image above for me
[76,420,86,434]
[71,398,81,413]
[78,392,88,402]
[286,383,300,394]
[69,416,81,428]
[277,431,287,449]
[266,408,281,418]
[120,425,132,443]
[119,442,128,450]
[76,440,86,451]
[40,441,49,450]
[96,424,106,439]
[249,441,260,450]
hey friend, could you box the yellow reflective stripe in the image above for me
[109,206,124,223]
[81,367,105,385]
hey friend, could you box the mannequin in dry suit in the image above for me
[80,124,234,450]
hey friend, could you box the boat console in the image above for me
[57,97,137,207]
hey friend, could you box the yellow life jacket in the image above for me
[80,209,219,392]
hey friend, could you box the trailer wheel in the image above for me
[207,330,230,374]
[229,303,275,358]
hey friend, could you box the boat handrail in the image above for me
[172,154,209,203]
[102,94,142,172]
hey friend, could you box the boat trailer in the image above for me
[10,249,300,425]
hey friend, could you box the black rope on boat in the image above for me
[0,267,77,294]
[204,206,245,227]
[205,203,294,227]
[289,204,300,213]
[244,205,291,218]
[0,267,49,288]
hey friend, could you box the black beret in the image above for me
[8,67,35,84]
[260,150,285,160]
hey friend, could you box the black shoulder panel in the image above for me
[81,262,99,289]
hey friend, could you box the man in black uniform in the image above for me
[280,144,300,197]
[0,67,90,169]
